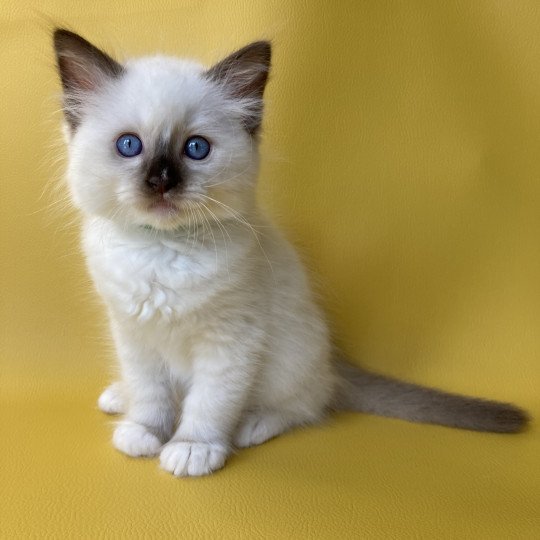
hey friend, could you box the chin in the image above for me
[141,213,186,231]
[127,198,187,231]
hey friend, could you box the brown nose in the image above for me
[146,154,182,195]
[146,169,178,195]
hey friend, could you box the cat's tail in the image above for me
[332,359,529,433]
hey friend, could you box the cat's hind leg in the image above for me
[97,381,126,415]
[233,409,316,448]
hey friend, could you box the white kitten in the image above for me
[54,29,528,477]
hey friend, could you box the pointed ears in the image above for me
[206,41,272,133]
[53,31,272,134]
[53,29,123,129]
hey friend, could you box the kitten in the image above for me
[53,29,528,477]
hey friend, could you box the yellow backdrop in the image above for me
[1,1,538,538]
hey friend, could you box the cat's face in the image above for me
[54,30,270,231]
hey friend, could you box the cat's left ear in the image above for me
[53,29,123,130]
[206,41,271,134]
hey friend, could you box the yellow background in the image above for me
[1,1,539,537]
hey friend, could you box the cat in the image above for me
[53,29,528,477]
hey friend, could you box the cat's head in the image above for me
[53,29,271,231]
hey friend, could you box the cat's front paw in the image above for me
[159,441,228,477]
[113,421,162,457]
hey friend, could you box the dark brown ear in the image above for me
[206,41,271,134]
[53,29,123,130]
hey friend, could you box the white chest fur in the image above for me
[82,217,254,326]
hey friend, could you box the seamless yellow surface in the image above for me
[1,1,539,538]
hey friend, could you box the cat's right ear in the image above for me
[53,29,123,130]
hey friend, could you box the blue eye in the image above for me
[184,136,210,160]
[116,134,143,157]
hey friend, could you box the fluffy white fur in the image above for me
[58,34,334,476]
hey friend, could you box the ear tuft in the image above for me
[206,41,272,134]
[53,29,123,130]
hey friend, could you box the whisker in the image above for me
[198,201,232,281]
[199,202,219,269]
[197,193,275,282]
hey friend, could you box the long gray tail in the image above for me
[333,360,529,433]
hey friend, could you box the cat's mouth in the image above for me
[136,194,189,230]
[148,197,178,214]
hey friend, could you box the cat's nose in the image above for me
[146,166,179,194]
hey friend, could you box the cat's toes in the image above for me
[233,413,286,448]
[113,421,162,457]
[159,441,228,477]
[98,382,125,415]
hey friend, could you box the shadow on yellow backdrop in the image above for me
[1,1,539,538]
